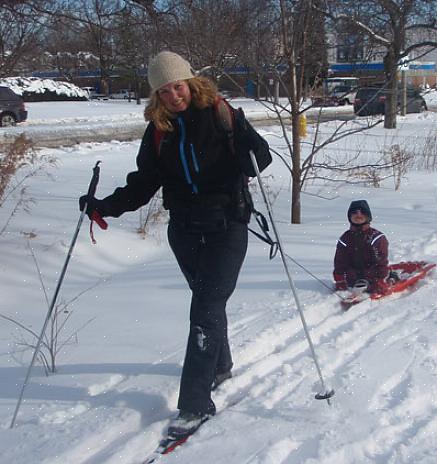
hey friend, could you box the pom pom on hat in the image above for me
[148,51,195,92]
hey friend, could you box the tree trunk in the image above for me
[135,77,142,105]
[291,138,301,224]
[279,0,302,224]
[400,70,407,115]
[274,79,280,104]
[383,50,398,129]
[289,53,301,224]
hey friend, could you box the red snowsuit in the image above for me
[333,224,389,293]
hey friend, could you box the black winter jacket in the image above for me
[98,103,271,218]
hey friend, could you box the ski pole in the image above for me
[10,161,104,428]
[249,150,334,405]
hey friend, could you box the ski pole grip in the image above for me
[87,160,102,198]
[85,161,108,234]
[91,211,108,230]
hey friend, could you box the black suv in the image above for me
[354,86,427,116]
[0,86,28,126]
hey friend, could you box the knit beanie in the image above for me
[347,199,372,223]
[148,51,195,92]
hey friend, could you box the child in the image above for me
[333,200,389,294]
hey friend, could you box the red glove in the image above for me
[334,273,348,291]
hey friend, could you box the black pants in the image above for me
[167,210,248,414]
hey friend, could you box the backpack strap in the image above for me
[154,126,164,154]
[248,210,279,259]
[214,96,236,155]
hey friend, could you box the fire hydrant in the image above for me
[298,114,307,138]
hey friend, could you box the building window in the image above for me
[337,35,364,62]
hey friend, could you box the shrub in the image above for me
[0,134,56,235]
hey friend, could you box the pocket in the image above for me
[230,184,253,224]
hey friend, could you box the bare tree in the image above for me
[41,14,99,80]
[0,0,52,11]
[126,0,176,55]
[277,0,330,223]
[323,0,437,129]
[149,0,255,76]
[242,0,407,224]
[112,3,153,100]
[0,248,98,376]
[38,0,126,94]
[0,1,49,76]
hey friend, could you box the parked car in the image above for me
[0,86,28,126]
[329,85,357,105]
[354,86,427,116]
[311,95,335,107]
[311,85,357,107]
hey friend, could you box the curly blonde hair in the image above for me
[144,76,217,132]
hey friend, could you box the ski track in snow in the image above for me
[27,279,436,464]
[2,233,437,464]
[134,276,437,464]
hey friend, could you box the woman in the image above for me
[79,51,271,438]
[333,199,389,294]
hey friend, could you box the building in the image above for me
[327,31,437,88]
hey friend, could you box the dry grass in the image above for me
[0,134,56,236]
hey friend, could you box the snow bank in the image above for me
[0,77,88,101]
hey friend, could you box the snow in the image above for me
[1,99,437,464]
[0,77,88,98]
[0,88,436,147]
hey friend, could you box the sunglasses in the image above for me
[350,209,366,215]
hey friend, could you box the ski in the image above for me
[142,389,242,463]
[142,434,191,464]
[142,412,212,463]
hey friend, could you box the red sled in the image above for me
[341,261,435,309]
[372,261,436,299]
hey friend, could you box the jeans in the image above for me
[167,211,248,414]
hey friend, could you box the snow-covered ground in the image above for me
[1,89,436,148]
[0,97,350,148]
[1,101,437,463]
